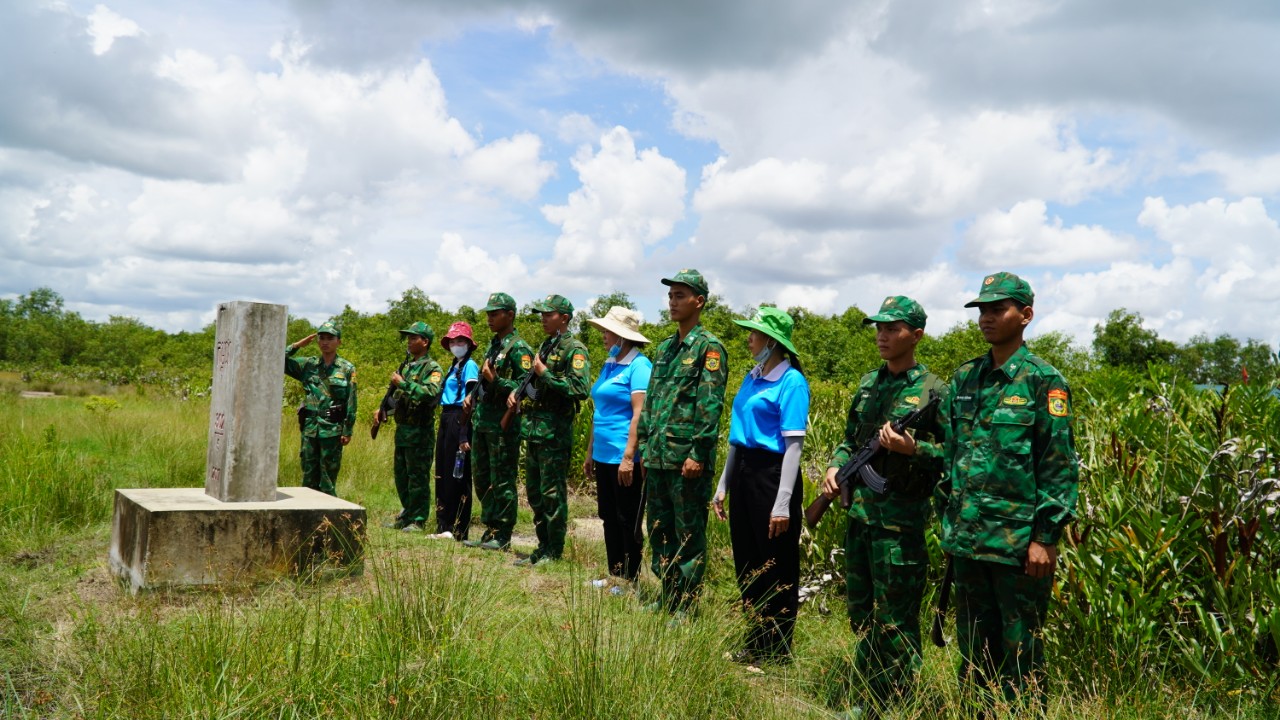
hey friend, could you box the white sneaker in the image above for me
[426,531,454,540]
[590,578,609,588]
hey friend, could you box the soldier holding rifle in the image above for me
[373,322,443,532]
[508,295,591,566]
[463,293,533,552]
[820,296,945,719]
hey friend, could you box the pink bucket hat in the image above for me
[439,321,477,352]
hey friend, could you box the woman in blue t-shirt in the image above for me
[430,321,480,541]
[582,306,653,590]
[713,306,811,665]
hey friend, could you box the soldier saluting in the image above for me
[463,292,533,552]
[635,269,728,616]
[285,321,357,497]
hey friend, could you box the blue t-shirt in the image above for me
[440,358,480,406]
[728,362,810,454]
[590,351,653,464]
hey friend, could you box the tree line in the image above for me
[2,286,1275,389]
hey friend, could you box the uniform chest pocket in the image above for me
[991,407,1034,454]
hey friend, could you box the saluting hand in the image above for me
[290,333,317,350]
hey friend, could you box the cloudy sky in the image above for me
[3,0,1279,346]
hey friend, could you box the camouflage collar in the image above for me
[879,362,924,381]
[986,343,1031,379]
[676,323,706,347]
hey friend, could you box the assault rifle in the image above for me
[500,333,557,432]
[370,351,411,440]
[803,392,940,527]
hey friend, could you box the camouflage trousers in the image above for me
[646,467,712,610]
[472,424,520,541]
[953,555,1051,706]
[524,432,572,560]
[845,520,928,707]
[394,424,435,525]
[300,434,343,497]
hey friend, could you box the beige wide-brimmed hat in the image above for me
[585,306,650,344]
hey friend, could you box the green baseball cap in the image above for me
[965,271,1035,308]
[661,268,709,297]
[733,306,798,356]
[481,292,517,312]
[316,321,341,338]
[530,294,574,315]
[399,321,434,342]
[863,295,928,329]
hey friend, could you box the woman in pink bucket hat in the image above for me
[429,321,479,540]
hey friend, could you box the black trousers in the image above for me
[593,460,646,581]
[433,406,472,539]
[728,445,802,659]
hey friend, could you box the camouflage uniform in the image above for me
[520,295,591,561]
[284,323,357,497]
[636,270,728,609]
[390,323,444,526]
[830,361,946,707]
[937,273,1079,704]
[472,293,534,545]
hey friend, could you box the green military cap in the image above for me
[734,306,799,356]
[316,321,341,338]
[661,268,709,297]
[530,294,574,315]
[399,321,433,342]
[481,292,517,312]
[965,271,1035,308]
[863,295,928,329]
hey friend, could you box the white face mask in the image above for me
[451,344,469,359]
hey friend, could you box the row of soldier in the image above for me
[283,268,1078,719]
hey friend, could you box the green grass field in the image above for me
[1,384,1277,718]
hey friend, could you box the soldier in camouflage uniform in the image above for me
[936,272,1079,706]
[373,322,444,531]
[510,295,591,565]
[821,296,946,717]
[635,269,728,613]
[285,321,357,497]
[463,292,534,551]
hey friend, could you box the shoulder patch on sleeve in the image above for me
[429,371,442,382]
[572,353,586,370]
[705,349,721,371]
[1047,388,1069,417]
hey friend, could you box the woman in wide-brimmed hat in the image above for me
[429,321,479,541]
[582,306,653,592]
[713,306,811,666]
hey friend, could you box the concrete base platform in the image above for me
[109,487,366,593]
